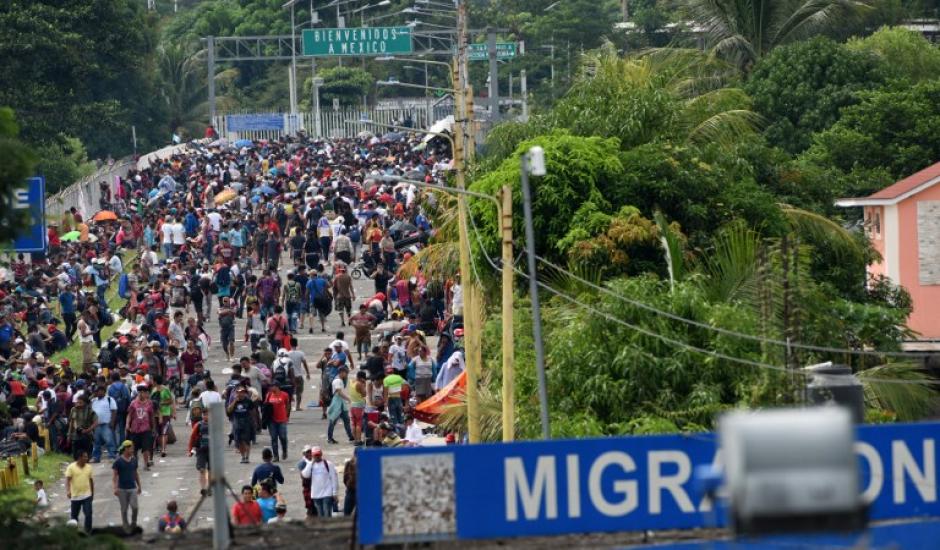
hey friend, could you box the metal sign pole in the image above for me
[487,29,499,120]
[208,402,229,550]
[207,36,216,124]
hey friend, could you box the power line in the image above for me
[462,204,937,386]
[461,196,925,359]
[533,253,928,360]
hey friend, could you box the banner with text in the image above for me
[357,422,940,544]
[11,176,46,253]
[302,26,412,57]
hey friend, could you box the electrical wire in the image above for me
[462,202,938,386]
[533,253,928,360]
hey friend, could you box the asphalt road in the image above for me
[48,259,370,532]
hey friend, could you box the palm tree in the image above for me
[687,0,871,72]
[157,44,238,140]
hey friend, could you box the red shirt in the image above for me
[48,229,60,246]
[231,501,262,526]
[265,391,290,424]
[8,380,25,396]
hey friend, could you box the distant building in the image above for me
[836,162,940,343]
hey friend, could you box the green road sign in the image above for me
[302,26,412,57]
[468,42,517,61]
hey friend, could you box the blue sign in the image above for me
[357,422,940,545]
[226,114,284,132]
[12,176,46,253]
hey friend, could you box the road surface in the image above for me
[48,260,372,531]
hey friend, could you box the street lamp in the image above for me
[377,80,456,94]
[351,0,392,26]
[519,145,551,440]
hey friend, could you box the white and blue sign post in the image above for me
[357,422,940,545]
[12,176,46,253]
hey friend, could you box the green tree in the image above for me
[0,1,163,156]
[0,108,36,244]
[686,0,871,71]
[847,26,940,83]
[803,79,940,180]
[745,37,888,154]
[307,67,375,110]
[34,136,96,194]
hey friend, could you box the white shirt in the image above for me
[328,339,350,353]
[171,222,186,245]
[91,395,117,424]
[302,459,339,498]
[161,223,174,244]
[108,255,123,275]
[201,390,222,408]
[207,212,222,232]
[36,488,48,507]
[404,423,424,444]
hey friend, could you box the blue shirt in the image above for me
[228,229,243,247]
[306,277,328,301]
[184,213,199,235]
[251,462,285,487]
[59,291,76,314]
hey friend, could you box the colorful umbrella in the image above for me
[413,370,467,424]
[92,210,117,222]
[215,188,237,205]
[61,231,81,242]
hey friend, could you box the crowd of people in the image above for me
[0,128,468,533]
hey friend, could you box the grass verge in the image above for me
[47,250,138,368]
[8,451,72,502]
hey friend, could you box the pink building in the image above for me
[836,162,940,342]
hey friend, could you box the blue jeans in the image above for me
[313,497,333,518]
[96,284,108,308]
[328,409,353,442]
[113,414,126,447]
[286,302,299,332]
[268,421,288,459]
[92,424,116,460]
[388,397,404,426]
[163,243,174,258]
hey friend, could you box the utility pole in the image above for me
[207,35,216,125]
[501,185,514,441]
[454,0,481,444]
[521,69,528,122]
[487,28,499,121]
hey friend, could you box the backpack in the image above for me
[349,225,361,244]
[99,308,114,327]
[109,383,130,416]
[198,420,210,450]
[284,281,301,305]
[273,362,289,387]
[215,266,231,288]
[118,274,129,299]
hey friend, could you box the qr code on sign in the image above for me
[381,453,457,538]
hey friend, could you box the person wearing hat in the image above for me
[301,446,339,517]
[297,445,315,516]
[112,439,141,533]
[376,421,403,448]
[126,385,157,470]
[187,407,213,495]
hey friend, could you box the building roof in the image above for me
[835,161,940,207]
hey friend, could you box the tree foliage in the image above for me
[0,108,35,243]
[0,1,163,157]
[847,26,940,83]
[746,37,888,153]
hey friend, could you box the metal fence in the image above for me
[45,160,134,220]
[45,142,201,220]
[213,103,455,141]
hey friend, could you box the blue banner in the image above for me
[12,176,46,253]
[357,422,940,545]
[226,114,284,132]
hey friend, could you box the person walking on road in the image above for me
[218,296,237,361]
[327,366,353,444]
[228,386,258,463]
[187,407,212,495]
[302,446,339,517]
[112,440,141,533]
[90,384,118,462]
[126,386,157,470]
[232,485,263,526]
[265,377,291,461]
[251,447,285,489]
[108,372,132,445]
[65,450,94,533]
[152,376,176,458]
[68,394,97,460]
